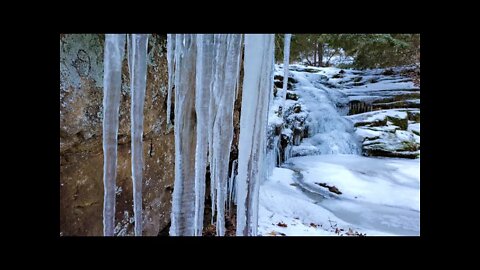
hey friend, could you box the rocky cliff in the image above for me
[60,34,174,236]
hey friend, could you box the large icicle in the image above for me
[102,34,126,236]
[211,34,242,236]
[166,34,175,127]
[207,38,218,224]
[193,34,215,236]
[282,34,292,103]
[169,34,197,236]
[236,34,275,236]
[129,34,149,236]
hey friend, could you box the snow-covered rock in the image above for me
[347,109,420,158]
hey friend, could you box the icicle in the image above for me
[193,34,215,236]
[211,34,243,236]
[282,34,292,103]
[102,34,126,236]
[129,34,148,236]
[284,144,292,163]
[207,36,219,224]
[169,34,197,236]
[236,34,275,236]
[166,34,175,127]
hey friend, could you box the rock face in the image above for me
[60,34,175,236]
[347,109,420,159]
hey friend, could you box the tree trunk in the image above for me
[317,43,324,67]
[313,44,317,66]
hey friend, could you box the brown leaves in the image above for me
[315,182,342,195]
[345,228,366,236]
[268,230,287,236]
[202,224,216,236]
[277,222,288,227]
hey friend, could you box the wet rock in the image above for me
[407,111,420,122]
[387,115,408,130]
[286,92,299,100]
[293,104,302,113]
[382,69,394,75]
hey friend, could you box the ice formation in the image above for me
[169,34,197,236]
[102,34,126,236]
[128,34,149,236]
[282,34,291,103]
[102,34,148,236]
[236,34,275,236]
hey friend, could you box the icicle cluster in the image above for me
[266,34,292,178]
[169,34,243,236]
[102,34,148,236]
[236,34,275,236]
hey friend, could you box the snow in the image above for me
[289,155,419,211]
[102,34,126,236]
[258,168,339,236]
[259,155,420,236]
[408,122,420,135]
[345,80,416,92]
[129,34,149,236]
[346,109,408,125]
[236,34,275,236]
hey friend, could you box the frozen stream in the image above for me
[284,156,420,236]
[260,64,420,236]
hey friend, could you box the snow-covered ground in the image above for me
[259,155,420,236]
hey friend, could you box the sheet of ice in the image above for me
[102,34,126,236]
